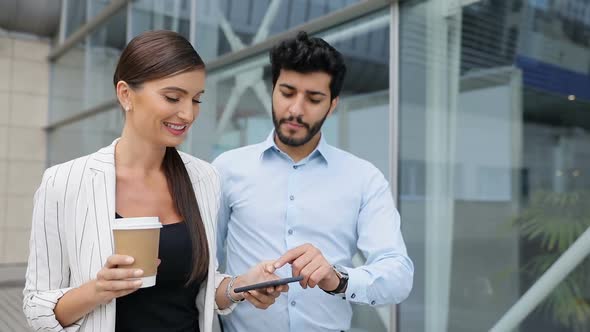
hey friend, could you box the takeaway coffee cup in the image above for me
[112,217,162,288]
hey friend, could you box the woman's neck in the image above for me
[116,131,166,174]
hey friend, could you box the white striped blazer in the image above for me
[23,139,233,332]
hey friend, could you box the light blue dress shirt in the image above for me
[213,131,414,332]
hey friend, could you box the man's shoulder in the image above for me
[212,143,264,170]
[327,145,381,175]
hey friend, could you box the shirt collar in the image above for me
[259,130,331,164]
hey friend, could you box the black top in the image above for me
[115,213,200,332]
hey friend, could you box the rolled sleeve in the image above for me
[23,168,79,331]
[23,288,82,331]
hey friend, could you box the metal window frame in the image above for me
[126,0,133,43]
[206,0,395,73]
[58,0,68,43]
[390,3,400,331]
[48,0,133,61]
[490,228,590,331]
[189,0,197,46]
[46,0,396,131]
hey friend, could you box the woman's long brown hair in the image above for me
[113,30,209,285]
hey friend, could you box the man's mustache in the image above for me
[279,116,310,130]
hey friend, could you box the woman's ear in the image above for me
[116,80,133,112]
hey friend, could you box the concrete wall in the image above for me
[0,34,49,264]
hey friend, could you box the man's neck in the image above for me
[274,132,321,163]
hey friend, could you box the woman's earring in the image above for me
[125,106,130,112]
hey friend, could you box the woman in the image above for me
[23,30,285,332]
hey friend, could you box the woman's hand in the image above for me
[92,254,145,305]
[233,261,288,309]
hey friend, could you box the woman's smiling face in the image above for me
[120,69,205,147]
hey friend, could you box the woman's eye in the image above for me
[192,99,202,104]
[309,99,321,104]
[165,96,179,103]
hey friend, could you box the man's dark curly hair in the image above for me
[270,31,346,101]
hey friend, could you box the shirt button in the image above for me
[289,195,295,201]
[351,293,356,299]
[288,229,293,235]
[293,165,298,169]
[371,300,376,305]
[291,301,296,306]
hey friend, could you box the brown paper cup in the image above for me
[112,217,162,288]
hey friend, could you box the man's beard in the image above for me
[272,106,330,147]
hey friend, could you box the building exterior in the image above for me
[1,0,589,331]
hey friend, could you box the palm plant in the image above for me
[513,190,590,331]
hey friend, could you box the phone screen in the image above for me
[233,276,303,293]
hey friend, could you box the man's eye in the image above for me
[309,99,321,104]
[281,92,294,97]
[192,99,202,104]
[165,96,179,103]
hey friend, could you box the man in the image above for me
[213,31,413,332]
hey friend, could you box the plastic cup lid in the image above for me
[112,216,162,230]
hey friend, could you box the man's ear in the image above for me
[328,96,339,116]
[116,80,133,111]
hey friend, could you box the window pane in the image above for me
[130,0,191,41]
[48,108,123,166]
[86,9,126,110]
[49,43,86,124]
[195,0,363,61]
[398,0,590,331]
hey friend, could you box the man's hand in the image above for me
[234,261,288,309]
[273,243,339,291]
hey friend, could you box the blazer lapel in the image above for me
[181,156,216,254]
[182,157,217,332]
[85,141,117,278]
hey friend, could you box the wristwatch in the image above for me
[325,265,349,295]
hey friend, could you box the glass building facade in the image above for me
[13,0,590,331]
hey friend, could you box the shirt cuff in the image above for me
[213,273,238,315]
[214,272,231,289]
[343,267,375,305]
[216,302,238,315]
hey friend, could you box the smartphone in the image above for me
[233,276,303,293]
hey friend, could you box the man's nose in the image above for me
[288,95,305,116]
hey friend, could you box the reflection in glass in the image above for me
[399,0,590,331]
[86,9,126,110]
[65,0,116,38]
[65,0,87,37]
[48,108,123,166]
[130,0,191,41]
[195,0,363,61]
[49,43,86,124]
